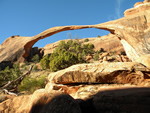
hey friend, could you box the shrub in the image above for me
[94,52,99,61]
[40,40,95,72]
[33,65,38,71]
[83,43,95,55]
[0,63,22,86]
[40,55,50,70]
[24,61,30,65]
[18,75,47,94]
[31,54,40,63]
[97,35,101,38]
[49,51,79,72]
[84,38,89,42]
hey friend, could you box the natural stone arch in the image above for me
[1,0,150,68]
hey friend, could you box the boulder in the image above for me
[48,62,150,85]
[0,89,63,113]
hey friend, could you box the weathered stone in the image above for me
[0,89,63,113]
[48,62,150,85]
[74,84,137,100]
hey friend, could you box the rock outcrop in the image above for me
[1,0,150,68]
[48,62,150,85]
[30,88,150,113]
[1,61,150,112]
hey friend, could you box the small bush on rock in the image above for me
[84,38,89,42]
[94,52,99,61]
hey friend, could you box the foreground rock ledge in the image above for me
[1,87,150,113]
[1,61,150,112]
[48,62,150,85]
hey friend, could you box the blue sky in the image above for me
[0,0,142,47]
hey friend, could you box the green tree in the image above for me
[84,38,89,42]
[40,55,50,70]
[40,40,95,72]
[94,51,99,61]
[31,54,40,63]
[0,63,22,86]
[18,75,46,94]
[97,35,101,38]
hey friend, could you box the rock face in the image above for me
[49,62,149,85]
[1,0,150,68]
[1,61,150,112]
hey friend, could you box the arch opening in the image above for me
[33,28,110,48]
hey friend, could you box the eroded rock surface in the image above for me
[48,62,150,85]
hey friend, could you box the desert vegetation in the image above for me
[0,63,22,86]
[40,40,95,72]
[18,74,47,94]
[0,62,48,94]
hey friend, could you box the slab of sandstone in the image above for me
[48,62,150,85]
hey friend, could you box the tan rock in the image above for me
[48,62,150,85]
[74,84,137,99]
[136,54,150,68]
[134,2,143,7]
[144,0,150,3]
[0,89,63,113]
[102,56,108,61]
[86,54,93,61]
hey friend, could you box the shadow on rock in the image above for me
[29,87,150,113]
[29,93,82,113]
